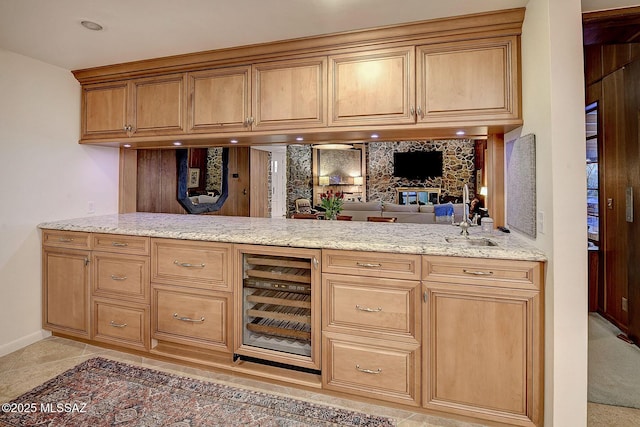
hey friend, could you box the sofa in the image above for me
[339,201,465,224]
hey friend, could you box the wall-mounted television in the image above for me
[393,151,443,179]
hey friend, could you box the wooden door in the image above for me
[252,57,327,130]
[81,81,129,139]
[423,281,542,426]
[601,69,629,328]
[131,74,187,136]
[249,148,270,217]
[188,66,251,133]
[328,46,415,126]
[218,147,250,216]
[416,36,519,125]
[43,248,91,338]
[624,60,640,342]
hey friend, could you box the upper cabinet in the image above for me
[328,47,415,126]
[165,57,327,135]
[252,56,327,130]
[188,66,251,133]
[416,36,520,126]
[82,74,187,140]
[74,8,524,146]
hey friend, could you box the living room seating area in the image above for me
[339,201,465,224]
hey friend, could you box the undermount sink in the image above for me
[444,237,498,247]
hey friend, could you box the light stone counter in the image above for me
[39,213,547,262]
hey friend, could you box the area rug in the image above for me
[589,313,640,409]
[0,357,395,426]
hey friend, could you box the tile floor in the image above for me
[0,336,484,427]
[3,336,637,426]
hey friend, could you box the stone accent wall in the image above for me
[367,140,475,203]
[286,145,313,215]
[205,147,223,193]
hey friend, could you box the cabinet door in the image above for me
[416,36,520,125]
[131,73,187,136]
[42,248,90,338]
[328,47,415,126]
[252,57,327,130]
[81,81,129,139]
[188,66,251,133]
[423,281,542,427]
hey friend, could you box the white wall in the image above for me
[507,0,588,424]
[0,49,120,355]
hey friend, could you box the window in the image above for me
[586,102,599,242]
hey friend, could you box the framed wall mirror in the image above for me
[176,147,229,214]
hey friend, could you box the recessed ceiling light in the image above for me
[81,20,103,31]
[296,137,304,141]
[230,139,238,144]
[123,144,131,148]
[370,134,379,139]
[456,130,466,136]
[173,141,182,146]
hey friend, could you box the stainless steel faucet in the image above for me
[460,184,471,237]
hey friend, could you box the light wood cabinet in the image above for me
[328,46,415,126]
[416,36,520,125]
[93,297,150,351]
[188,66,251,133]
[151,238,232,291]
[81,74,187,140]
[152,284,232,353]
[422,256,543,427]
[42,231,92,339]
[188,57,327,134]
[252,57,327,130]
[150,238,234,359]
[321,250,421,406]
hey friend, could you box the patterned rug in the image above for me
[0,357,396,426]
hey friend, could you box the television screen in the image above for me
[393,151,443,179]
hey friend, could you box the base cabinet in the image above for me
[42,230,544,427]
[42,247,91,339]
[422,256,543,427]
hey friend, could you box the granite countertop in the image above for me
[38,213,547,262]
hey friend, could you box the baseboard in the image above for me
[0,330,51,357]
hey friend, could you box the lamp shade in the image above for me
[318,176,329,186]
[479,186,488,196]
[353,176,363,186]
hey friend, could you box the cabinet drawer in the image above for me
[322,250,420,280]
[42,230,91,250]
[152,239,231,290]
[323,274,420,341]
[422,256,542,290]
[93,234,150,255]
[93,298,149,351]
[322,332,420,406]
[152,285,231,352]
[92,253,149,302]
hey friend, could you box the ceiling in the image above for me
[0,0,532,71]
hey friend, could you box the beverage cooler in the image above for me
[234,245,321,372]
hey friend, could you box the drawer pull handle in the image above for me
[110,321,127,328]
[356,365,382,374]
[356,262,381,268]
[58,237,74,242]
[174,260,205,268]
[110,275,127,281]
[356,305,382,313]
[111,242,129,247]
[463,269,494,276]
[173,313,205,323]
